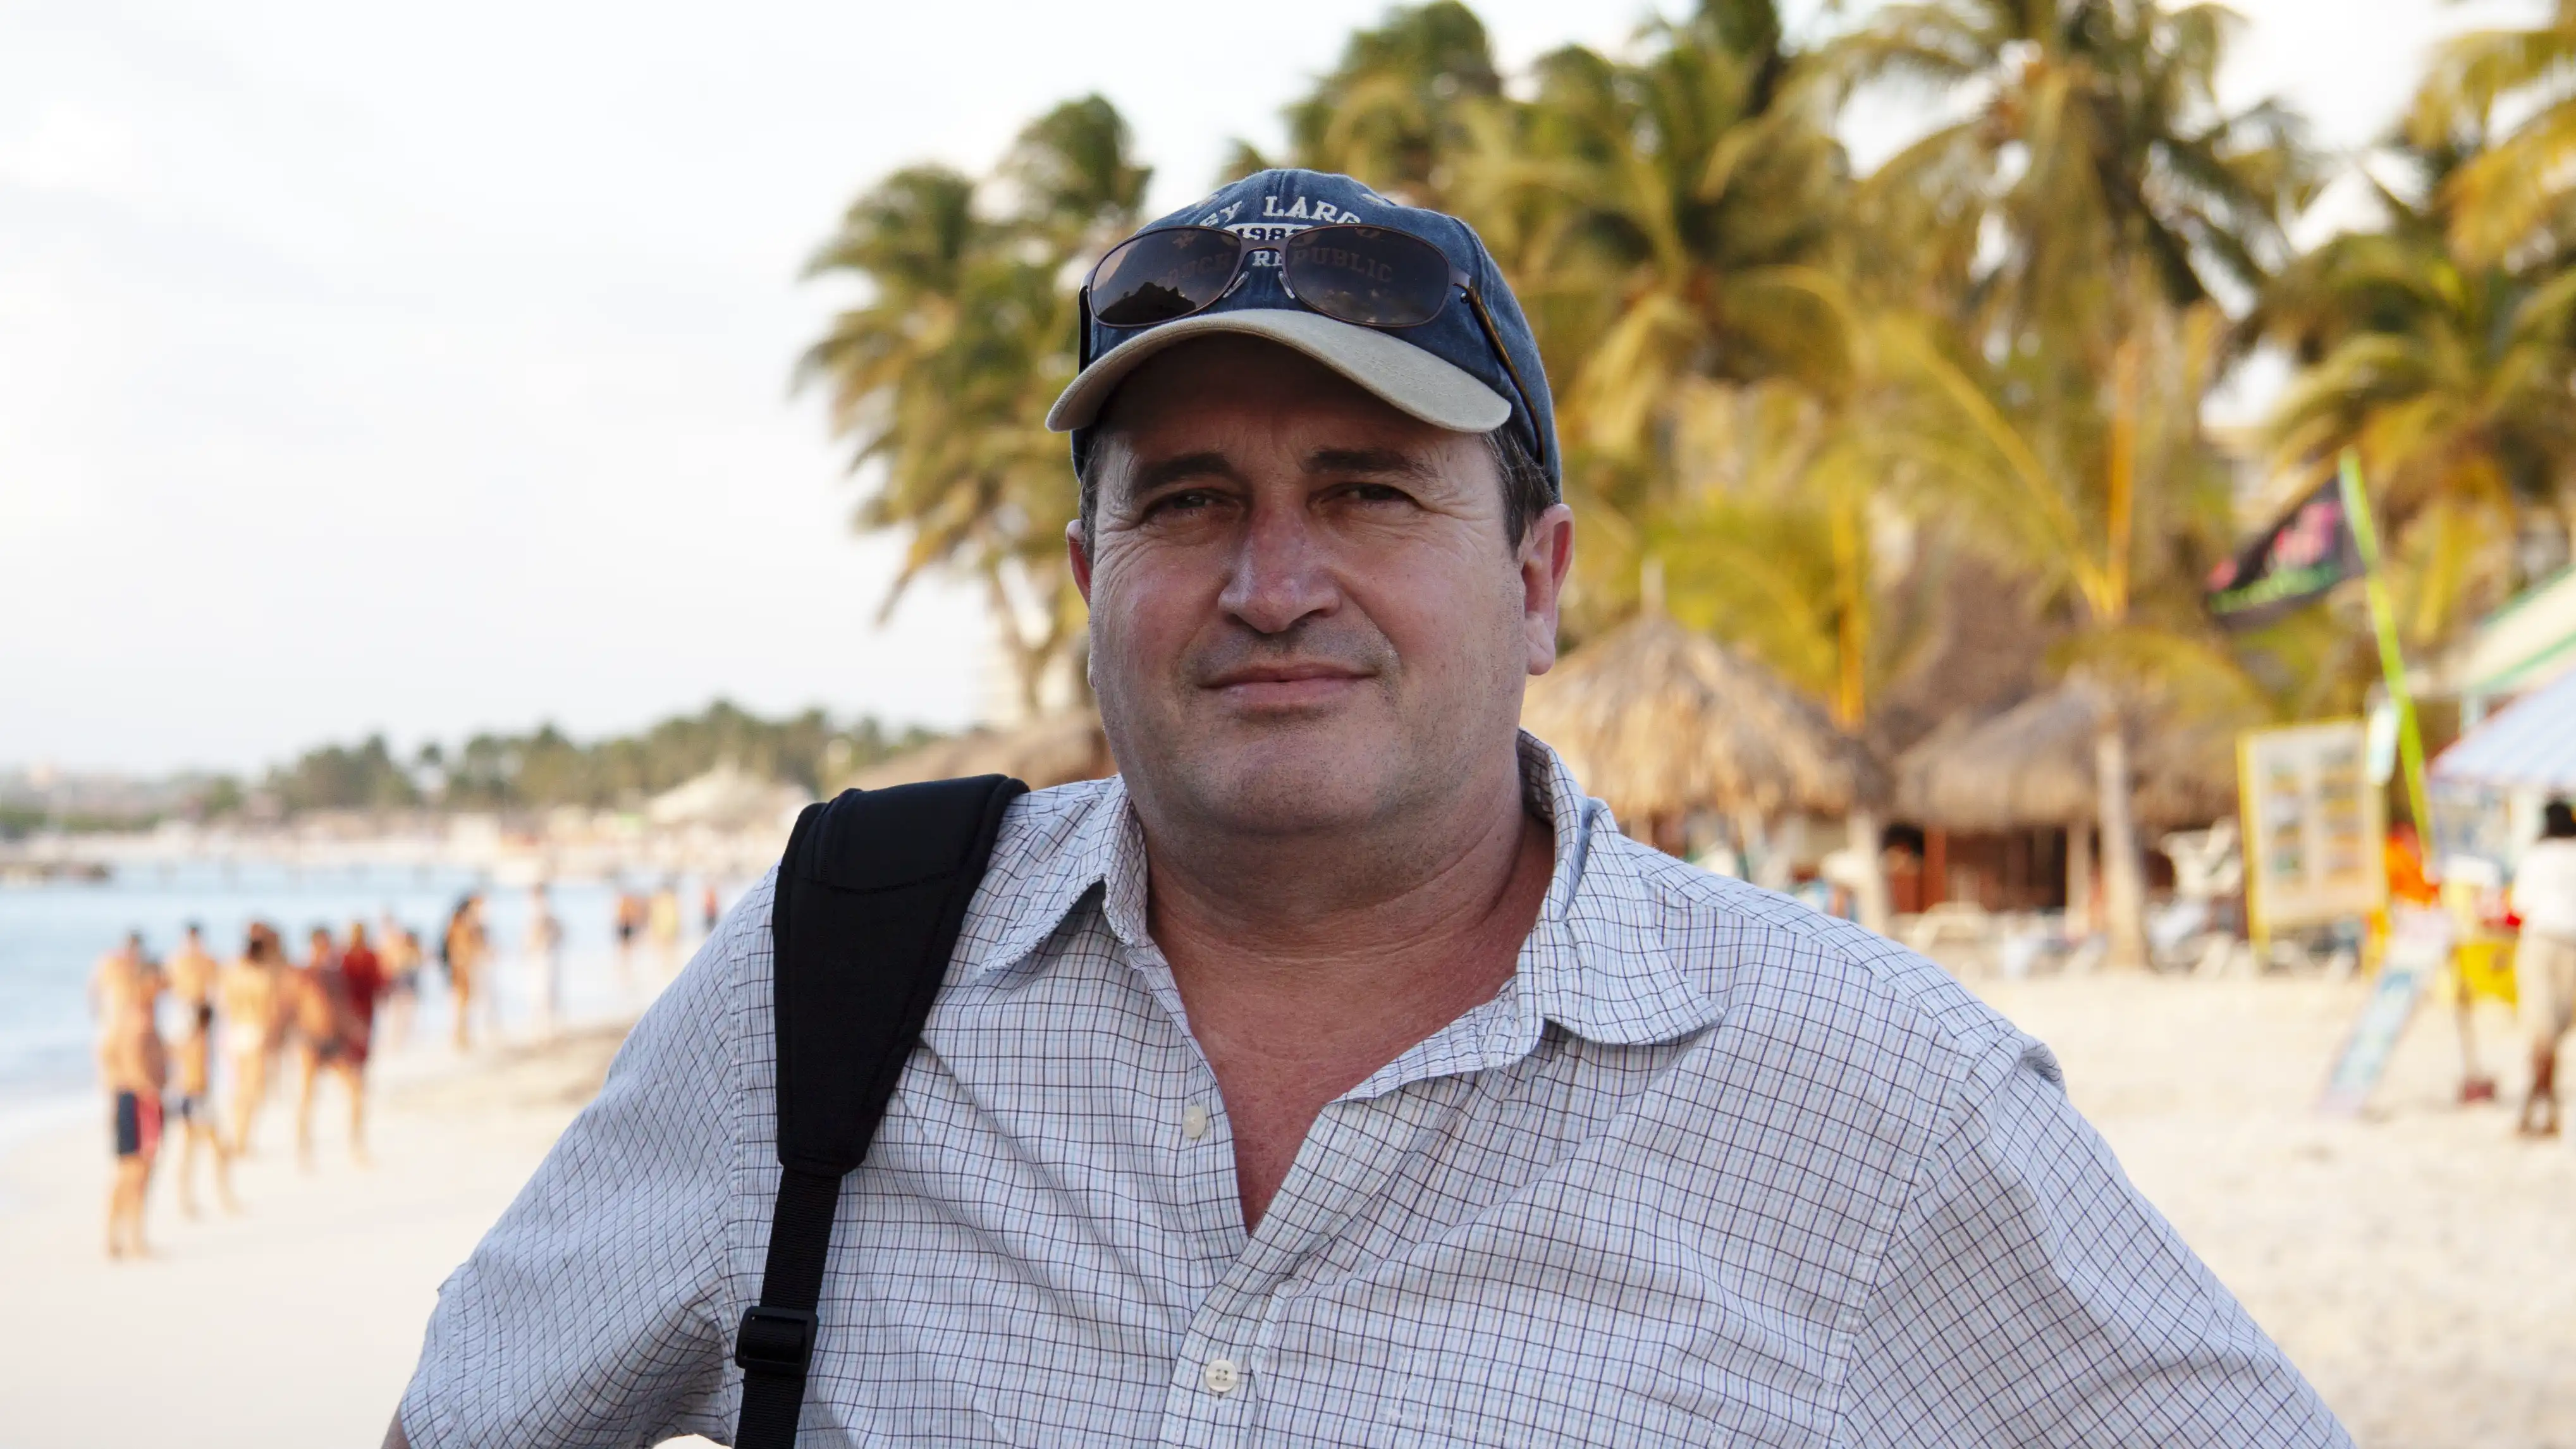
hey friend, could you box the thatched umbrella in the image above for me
[1894,682,2236,832]
[845,710,1113,793]
[1521,609,1884,829]
[1895,685,2107,831]
[1895,680,2239,948]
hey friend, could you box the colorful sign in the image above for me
[2241,719,2387,937]
[2206,477,2364,629]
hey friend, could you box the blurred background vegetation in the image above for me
[0,704,937,833]
[798,0,2576,730]
[784,0,2576,963]
[80,0,2576,859]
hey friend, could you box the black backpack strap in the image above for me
[733,774,1026,1449]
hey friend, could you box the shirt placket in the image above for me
[1151,1077,1475,1449]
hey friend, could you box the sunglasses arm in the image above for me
[1457,278,1540,448]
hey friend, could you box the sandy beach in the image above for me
[2,972,2570,1447]
[0,1026,674,1449]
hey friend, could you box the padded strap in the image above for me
[734,774,1026,1449]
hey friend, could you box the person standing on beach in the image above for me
[87,931,160,1024]
[645,881,682,977]
[164,923,235,1216]
[615,891,644,975]
[2513,798,2576,1136]
[699,881,720,937]
[524,883,564,1041]
[218,926,285,1154]
[98,984,166,1259]
[165,922,218,1016]
[291,922,383,1166]
[379,914,424,1049]
[389,173,2342,1448]
[441,895,489,1051]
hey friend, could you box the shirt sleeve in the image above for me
[398,882,763,1449]
[1841,1038,2351,1448]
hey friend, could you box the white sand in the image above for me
[0,1027,685,1449]
[1,975,2568,1446]
[1972,974,2576,1448]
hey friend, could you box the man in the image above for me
[291,922,382,1166]
[218,924,285,1155]
[164,922,236,1216]
[87,930,159,1024]
[98,978,167,1259]
[2513,798,2576,1135]
[393,171,2342,1446]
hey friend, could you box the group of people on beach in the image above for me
[611,881,712,982]
[90,879,729,1259]
[90,914,425,1257]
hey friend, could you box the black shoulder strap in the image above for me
[733,773,1025,1449]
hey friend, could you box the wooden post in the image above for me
[2066,823,2094,936]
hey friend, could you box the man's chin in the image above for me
[1172,738,1402,836]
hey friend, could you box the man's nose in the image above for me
[1218,501,1339,636]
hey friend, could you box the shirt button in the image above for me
[1201,1357,1239,1395]
[1181,1104,1211,1140]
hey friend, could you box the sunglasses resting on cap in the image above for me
[1045,168,1560,497]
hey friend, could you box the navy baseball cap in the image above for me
[1046,168,1560,496]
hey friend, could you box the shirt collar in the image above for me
[958,733,1722,1051]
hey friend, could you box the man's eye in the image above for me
[1143,489,1220,518]
[1344,483,1413,505]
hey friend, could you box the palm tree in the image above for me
[1452,0,1852,604]
[1871,281,2262,965]
[799,98,1148,716]
[1227,1,1505,207]
[2254,145,2576,651]
[2410,1,2576,266]
[1648,377,1955,929]
[1829,0,2312,348]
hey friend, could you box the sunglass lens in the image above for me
[1089,228,1242,327]
[1282,226,1452,327]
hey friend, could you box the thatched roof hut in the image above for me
[1894,681,2237,831]
[1520,609,1882,822]
[845,710,1113,793]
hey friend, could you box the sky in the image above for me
[0,0,2544,775]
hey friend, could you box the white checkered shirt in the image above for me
[402,737,2346,1447]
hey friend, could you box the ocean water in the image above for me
[0,860,733,1113]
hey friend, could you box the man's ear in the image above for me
[1520,503,1576,676]
[1067,518,1095,603]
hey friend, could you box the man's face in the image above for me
[1069,337,1573,839]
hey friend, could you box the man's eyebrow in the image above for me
[1304,446,1444,484]
[1124,451,1242,500]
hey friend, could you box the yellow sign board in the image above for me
[2240,719,2387,938]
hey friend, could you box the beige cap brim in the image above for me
[1045,309,1511,435]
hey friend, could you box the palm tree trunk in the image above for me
[1846,807,1891,936]
[2064,822,2094,936]
[2094,726,2149,969]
